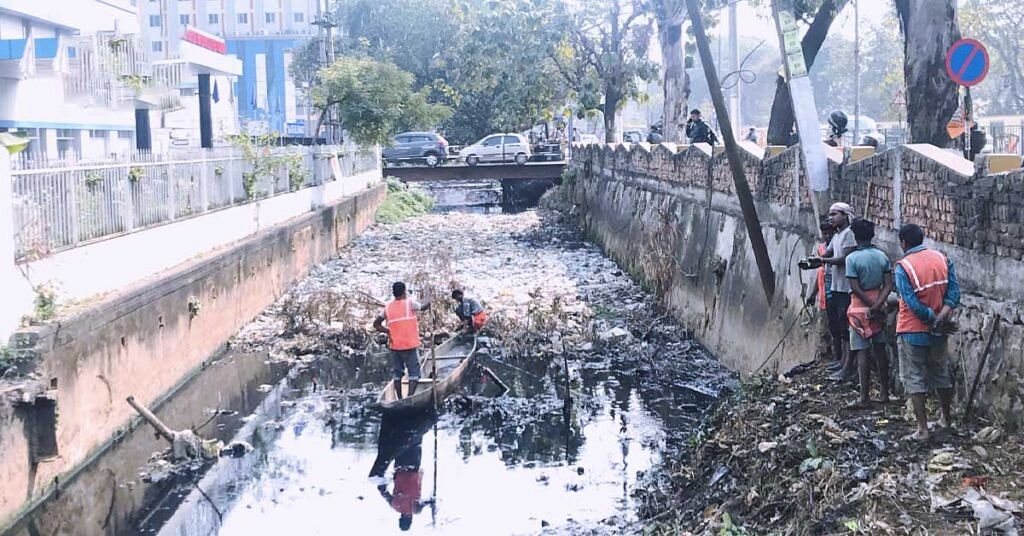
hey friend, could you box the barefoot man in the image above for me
[451,289,488,334]
[374,282,431,399]
[894,224,961,440]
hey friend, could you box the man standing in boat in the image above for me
[451,289,488,334]
[374,282,431,399]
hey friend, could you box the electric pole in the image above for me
[853,0,860,146]
[729,0,741,132]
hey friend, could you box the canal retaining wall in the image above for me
[569,142,1024,428]
[0,182,386,528]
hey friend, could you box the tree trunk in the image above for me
[604,85,620,143]
[766,0,849,146]
[895,0,961,146]
[660,21,690,143]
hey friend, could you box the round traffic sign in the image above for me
[946,38,989,87]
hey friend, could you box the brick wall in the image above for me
[570,142,1024,429]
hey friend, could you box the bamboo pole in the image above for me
[684,0,776,301]
[126,396,175,443]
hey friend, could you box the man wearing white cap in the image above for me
[814,202,858,380]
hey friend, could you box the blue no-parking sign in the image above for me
[945,38,989,87]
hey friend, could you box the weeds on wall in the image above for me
[227,133,309,200]
[33,284,57,322]
[128,166,145,184]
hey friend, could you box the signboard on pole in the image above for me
[945,38,989,87]
[772,0,829,193]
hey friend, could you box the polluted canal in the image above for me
[19,185,737,535]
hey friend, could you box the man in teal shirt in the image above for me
[843,220,893,408]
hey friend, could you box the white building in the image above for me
[139,0,318,135]
[0,0,142,157]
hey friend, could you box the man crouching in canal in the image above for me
[451,288,488,334]
[374,282,431,399]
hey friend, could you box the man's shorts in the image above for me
[898,337,952,394]
[850,324,887,351]
[827,292,851,340]
[390,348,421,381]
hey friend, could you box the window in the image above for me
[237,13,249,24]
[208,13,220,24]
[149,15,161,27]
[504,136,521,145]
[89,130,105,138]
[293,12,304,23]
[395,136,411,144]
[118,131,133,140]
[482,136,502,147]
[152,40,163,52]
[180,14,190,25]
[265,12,276,23]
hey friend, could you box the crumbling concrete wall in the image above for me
[0,183,385,528]
[569,143,1024,429]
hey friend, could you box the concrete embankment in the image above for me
[0,183,385,528]
[568,142,1024,428]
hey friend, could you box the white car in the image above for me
[459,133,531,166]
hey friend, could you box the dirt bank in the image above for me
[637,362,1023,535]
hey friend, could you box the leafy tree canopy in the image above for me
[313,57,451,146]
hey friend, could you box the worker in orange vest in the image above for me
[451,288,488,333]
[374,282,431,399]
[893,224,961,441]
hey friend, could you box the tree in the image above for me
[647,0,727,143]
[894,0,961,146]
[555,0,659,142]
[765,0,850,145]
[312,57,451,146]
[959,0,1024,115]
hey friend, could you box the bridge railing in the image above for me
[10,145,379,262]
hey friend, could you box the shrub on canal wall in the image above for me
[376,178,435,223]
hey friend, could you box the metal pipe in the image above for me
[853,0,860,146]
[685,0,776,301]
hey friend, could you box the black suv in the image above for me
[382,132,449,167]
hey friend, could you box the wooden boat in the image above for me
[372,333,477,415]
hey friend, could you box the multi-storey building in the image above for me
[0,1,141,157]
[139,0,319,135]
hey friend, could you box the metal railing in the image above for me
[10,146,379,261]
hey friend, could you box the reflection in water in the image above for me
[370,413,438,532]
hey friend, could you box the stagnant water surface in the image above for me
[16,192,734,536]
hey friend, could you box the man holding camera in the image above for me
[814,203,858,381]
[893,224,961,441]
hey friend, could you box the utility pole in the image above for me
[729,0,741,132]
[684,0,776,302]
[853,0,860,146]
[311,0,338,143]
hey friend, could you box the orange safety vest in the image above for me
[896,249,949,334]
[472,310,488,329]
[385,299,421,350]
[816,243,827,311]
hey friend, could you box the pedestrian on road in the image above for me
[844,219,893,408]
[685,109,719,145]
[374,282,431,399]
[893,224,960,441]
[744,127,758,144]
[814,202,857,381]
[452,289,488,333]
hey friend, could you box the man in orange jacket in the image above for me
[894,224,960,441]
[374,282,431,399]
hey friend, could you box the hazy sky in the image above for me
[732,0,894,43]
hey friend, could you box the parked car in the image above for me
[458,133,531,166]
[382,132,449,167]
[622,130,644,144]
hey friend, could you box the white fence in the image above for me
[10,146,379,261]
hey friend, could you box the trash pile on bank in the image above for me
[636,363,1023,535]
